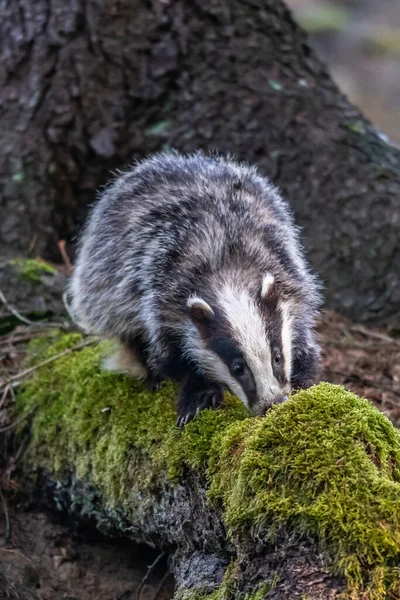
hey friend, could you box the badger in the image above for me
[68,151,322,426]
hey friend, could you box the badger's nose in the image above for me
[276,394,288,404]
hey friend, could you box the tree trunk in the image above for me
[1,0,400,322]
[13,336,400,599]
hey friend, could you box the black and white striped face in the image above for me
[186,274,293,414]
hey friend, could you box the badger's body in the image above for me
[69,152,321,425]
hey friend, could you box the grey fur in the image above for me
[69,151,322,423]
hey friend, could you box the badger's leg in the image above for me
[103,343,163,391]
[176,371,223,427]
[102,332,162,390]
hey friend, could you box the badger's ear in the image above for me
[261,273,275,299]
[187,297,215,337]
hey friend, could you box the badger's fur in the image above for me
[69,152,322,426]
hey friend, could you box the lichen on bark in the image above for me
[16,334,400,599]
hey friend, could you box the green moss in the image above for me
[346,121,367,135]
[12,171,25,183]
[11,258,57,284]
[245,580,279,600]
[17,335,400,599]
[208,385,400,598]
[146,120,173,137]
[17,334,249,507]
[173,564,277,600]
[173,562,240,600]
[268,79,282,91]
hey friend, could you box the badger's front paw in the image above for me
[176,374,223,428]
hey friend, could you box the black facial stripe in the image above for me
[207,336,258,407]
[208,336,243,366]
[290,325,320,390]
[259,300,288,385]
[259,285,280,313]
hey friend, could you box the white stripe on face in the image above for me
[280,300,294,382]
[216,283,282,407]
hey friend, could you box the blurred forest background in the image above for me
[287,0,400,145]
[1,1,400,599]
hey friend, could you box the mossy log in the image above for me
[16,334,400,600]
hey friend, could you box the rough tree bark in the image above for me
[1,0,400,322]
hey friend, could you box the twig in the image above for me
[11,437,27,467]
[0,338,98,393]
[62,291,75,323]
[58,240,73,275]
[0,548,33,564]
[0,289,32,326]
[8,385,15,404]
[0,438,27,494]
[349,324,400,348]
[151,571,171,600]
[0,385,9,411]
[0,332,51,346]
[323,369,400,398]
[321,314,400,348]
[0,404,37,433]
[136,552,166,600]
[323,340,393,350]
[0,489,10,544]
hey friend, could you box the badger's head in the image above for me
[185,273,320,415]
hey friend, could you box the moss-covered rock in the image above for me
[17,334,400,599]
[0,260,66,334]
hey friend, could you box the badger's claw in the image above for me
[176,375,223,428]
[144,372,162,393]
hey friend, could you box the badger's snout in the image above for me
[255,385,291,415]
[269,391,289,408]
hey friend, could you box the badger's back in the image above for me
[69,152,318,340]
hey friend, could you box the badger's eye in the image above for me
[273,348,282,365]
[231,359,245,377]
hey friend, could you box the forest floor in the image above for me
[0,510,174,600]
[0,308,399,599]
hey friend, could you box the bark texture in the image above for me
[41,475,343,600]
[1,0,400,322]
